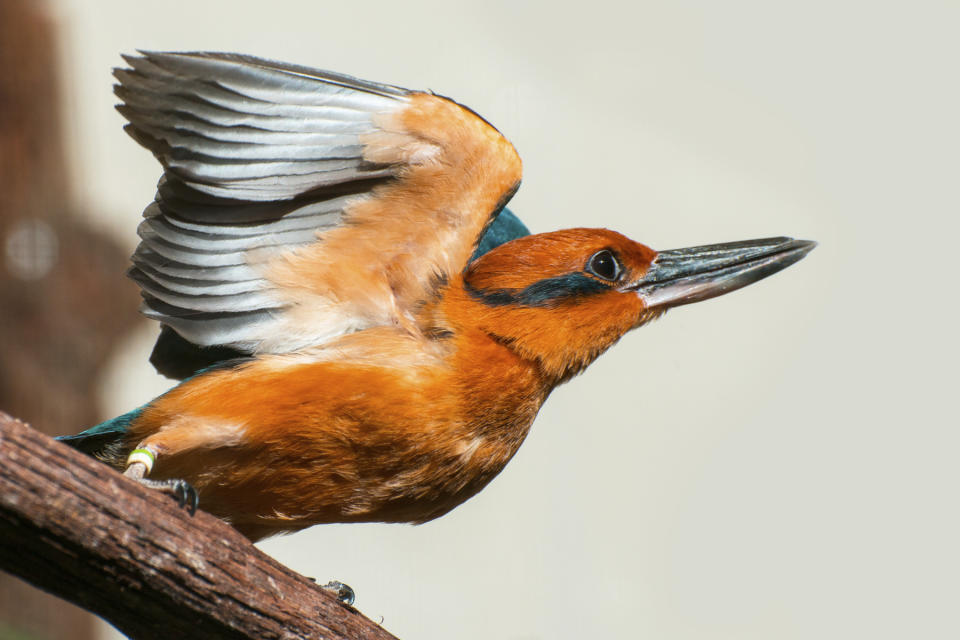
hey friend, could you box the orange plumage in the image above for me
[62,52,815,541]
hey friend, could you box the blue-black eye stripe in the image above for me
[465,273,611,308]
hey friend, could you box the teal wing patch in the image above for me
[471,207,530,262]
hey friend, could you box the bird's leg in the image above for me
[123,446,156,480]
[123,447,151,480]
[123,445,199,515]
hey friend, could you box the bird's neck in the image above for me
[446,323,552,450]
[430,277,629,389]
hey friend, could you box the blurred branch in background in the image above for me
[0,0,142,637]
[0,413,400,640]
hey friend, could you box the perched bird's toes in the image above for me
[175,479,199,515]
[321,580,356,606]
[139,478,199,515]
[188,483,199,514]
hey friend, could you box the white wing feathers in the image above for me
[117,52,411,351]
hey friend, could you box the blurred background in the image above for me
[0,0,956,638]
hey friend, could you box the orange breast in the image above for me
[123,326,548,541]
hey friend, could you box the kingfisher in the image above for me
[60,52,815,542]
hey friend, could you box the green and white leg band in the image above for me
[126,447,156,475]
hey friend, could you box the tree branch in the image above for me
[0,412,399,640]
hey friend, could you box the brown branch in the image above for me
[0,412,400,640]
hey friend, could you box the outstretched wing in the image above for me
[116,51,523,357]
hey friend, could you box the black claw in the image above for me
[174,482,186,507]
[321,580,356,606]
[139,478,199,515]
[173,479,199,515]
[189,485,199,515]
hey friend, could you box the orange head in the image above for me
[455,228,814,383]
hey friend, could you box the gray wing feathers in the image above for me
[117,51,411,351]
[115,52,406,200]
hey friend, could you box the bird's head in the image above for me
[457,228,814,383]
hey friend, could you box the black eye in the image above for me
[586,249,621,281]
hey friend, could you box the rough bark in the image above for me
[0,412,400,640]
[0,0,144,636]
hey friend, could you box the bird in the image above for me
[60,51,815,542]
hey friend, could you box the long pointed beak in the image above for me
[628,237,816,309]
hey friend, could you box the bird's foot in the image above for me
[320,580,356,606]
[137,477,200,515]
[122,446,198,514]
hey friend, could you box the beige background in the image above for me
[48,0,957,638]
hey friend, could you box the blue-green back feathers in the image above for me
[56,406,143,456]
[470,207,529,263]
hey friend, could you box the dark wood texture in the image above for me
[0,412,400,640]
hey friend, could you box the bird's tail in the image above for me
[57,407,143,463]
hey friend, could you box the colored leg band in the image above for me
[126,448,156,474]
